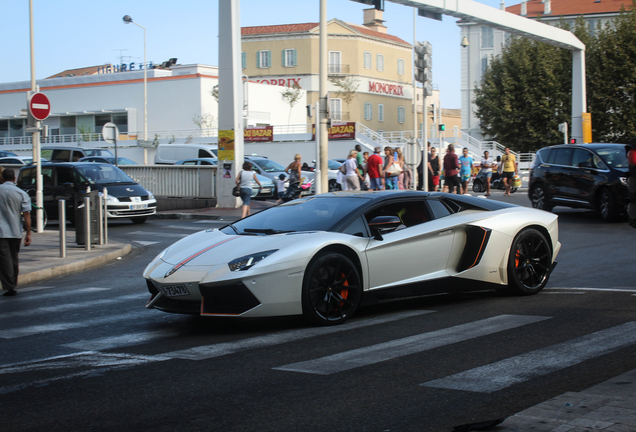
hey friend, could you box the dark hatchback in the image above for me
[18,162,156,224]
[528,143,629,221]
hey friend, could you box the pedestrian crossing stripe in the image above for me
[420,321,636,393]
[273,315,551,375]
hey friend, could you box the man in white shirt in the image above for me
[0,169,32,296]
[480,151,494,196]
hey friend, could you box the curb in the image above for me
[17,244,132,287]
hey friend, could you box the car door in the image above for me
[364,199,455,291]
[570,148,601,203]
[548,147,575,199]
[52,167,80,219]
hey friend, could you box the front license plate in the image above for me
[261,188,271,194]
[160,285,189,297]
[130,204,147,210]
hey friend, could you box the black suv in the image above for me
[528,143,629,221]
[18,162,156,224]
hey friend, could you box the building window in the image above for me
[378,104,384,122]
[364,102,372,121]
[481,57,489,74]
[364,51,372,69]
[329,51,341,73]
[282,49,297,67]
[398,106,405,124]
[241,51,246,69]
[377,54,384,72]
[588,19,598,36]
[397,58,404,75]
[257,50,271,68]
[330,98,342,120]
[481,26,494,48]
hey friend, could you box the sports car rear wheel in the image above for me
[506,228,552,296]
[302,252,362,326]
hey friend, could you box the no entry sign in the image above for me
[29,92,51,121]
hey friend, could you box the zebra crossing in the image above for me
[1,286,635,396]
[127,220,230,246]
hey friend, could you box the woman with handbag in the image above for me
[383,146,400,190]
[236,161,262,219]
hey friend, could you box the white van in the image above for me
[155,144,218,164]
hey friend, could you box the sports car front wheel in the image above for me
[302,252,362,326]
[506,228,552,295]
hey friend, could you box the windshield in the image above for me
[75,164,136,185]
[253,159,286,173]
[220,196,368,235]
[596,147,628,169]
[84,149,115,157]
[328,160,343,170]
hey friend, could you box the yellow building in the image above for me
[241,9,414,133]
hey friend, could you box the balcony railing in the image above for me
[328,64,349,75]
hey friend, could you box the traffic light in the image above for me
[570,138,577,144]
[626,139,636,228]
[438,124,445,132]
[414,41,433,97]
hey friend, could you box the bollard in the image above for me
[97,194,104,245]
[84,196,91,252]
[103,187,108,245]
[59,199,66,258]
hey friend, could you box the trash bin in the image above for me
[75,190,100,245]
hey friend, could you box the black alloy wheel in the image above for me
[506,228,552,295]
[302,252,362,326]
[530,185,553,212]
[598,188,618,222]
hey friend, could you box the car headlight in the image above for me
[106,196,120,203]
[148,192,155,200]
[620,176,627,186]
[228,250,278,272]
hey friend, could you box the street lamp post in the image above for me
[123,15,147,144]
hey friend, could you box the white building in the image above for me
[0,63,307,154]
[459,0,628,140]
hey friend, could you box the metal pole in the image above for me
[314,101,322,195]
[84,196,91,252]
[58,200,66,258]
[29,0,43,234]
[319,0,329,193]
[412,9,417,191]
[103,188,108,245]
[423,88,428,191]
[97,194,104,245]
[142,24,147,141]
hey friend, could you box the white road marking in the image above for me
[164,225,207,231]
[274,315,550,375]
[161,310,436,360]
[0,294,146,320]
[421,321,636,393]
[546,287,636,293]
[62,330,180,350]
[133,240,160,246]
[0,312,147,339]
[13,286,55,293]
[0,287,109,305]
[128,231,189,238]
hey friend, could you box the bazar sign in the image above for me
[312,122,356,140]
[244,126,273,142]
[368,81,404,96]
[255,78,302,88]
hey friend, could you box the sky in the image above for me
[1,0,512,109]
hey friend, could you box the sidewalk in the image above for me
[15,230,131,288]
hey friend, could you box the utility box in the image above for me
[75,190,100,245]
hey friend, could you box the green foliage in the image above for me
[475,2,636,150]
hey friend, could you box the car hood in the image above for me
[159,228,313,267]
[96,183,150,197]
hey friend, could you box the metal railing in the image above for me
[355,122,391,147]
[328,64,349,74]
[120,165,216,198]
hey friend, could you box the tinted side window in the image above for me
[342,216,368,237]
[198,149,214,158]
[553,148,574,166]
[572,149,594,168]
[52,149,71,161]
[537,148,552,164]
[56,167,75,185]
[18,168,36,187]
[427,200,451,219]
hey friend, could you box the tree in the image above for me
[475,3,636,150]
[193,113,217,137]
[329,76,360,106]
[281,83,303,126]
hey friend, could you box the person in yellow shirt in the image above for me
[501,147,518,196]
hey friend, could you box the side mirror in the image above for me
[368,215,402,240]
